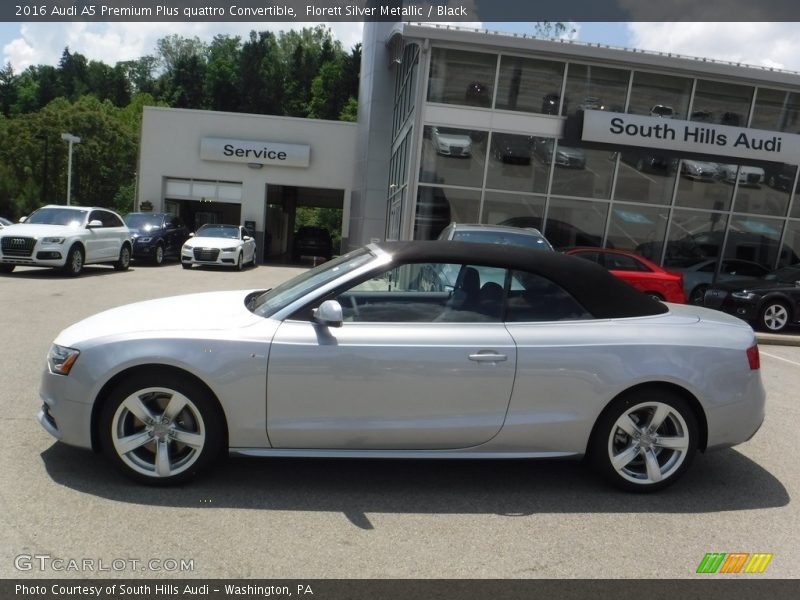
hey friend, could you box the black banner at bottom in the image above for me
[3,579,800,600]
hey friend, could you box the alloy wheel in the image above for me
[762,303,789,331]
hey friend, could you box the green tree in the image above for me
[205,35,242,112]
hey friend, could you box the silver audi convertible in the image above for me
[38,242,765,491]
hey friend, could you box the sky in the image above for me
[1,21,800,74]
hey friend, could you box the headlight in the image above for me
[183,245,193,251]
[47,344,80,376]
[222,247,237,252]
[42,237,65,244]
[138,237,152,243]
[731,291,758,301]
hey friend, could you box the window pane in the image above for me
[732,164,791,217]
[642,209,729,268]
[545,197,609,249]
[480,191,545,228]
[690,79,753,127]
[726,215,787,269]
[414,186,481,240]
[420,125,487,188]
[561,63,629,116]
[751,88,800,132]
[428,48,496,107]
[506,270,592,322]
[627,71,692,119]
[675,158,732,211]
[606,203,669,253]
[549,143,612,199]
[495,55,565,114]
[779,220,800,267]
[486,133,548,193]
[614,150,678,205]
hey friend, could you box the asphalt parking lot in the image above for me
[0,261,798,579]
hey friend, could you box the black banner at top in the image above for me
[5,0,800,22]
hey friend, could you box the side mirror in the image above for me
[87,219,103,228]
[18,216,27,223]
[243,236,252,241]
[189,232,195,237]
[312,300,343,328]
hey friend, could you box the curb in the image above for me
[755,332,800,347]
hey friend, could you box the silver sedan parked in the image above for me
[38,242,765,491]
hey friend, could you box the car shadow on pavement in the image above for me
[41,443,788,529]
[0,266,131,279]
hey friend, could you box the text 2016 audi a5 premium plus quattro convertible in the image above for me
[38,242,765,491]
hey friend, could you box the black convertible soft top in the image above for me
[375,241,669,319]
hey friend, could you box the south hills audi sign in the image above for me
[582,110,800,165]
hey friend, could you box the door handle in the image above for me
[468,352,508,363]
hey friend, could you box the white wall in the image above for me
[137,107,358,238]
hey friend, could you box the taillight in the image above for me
[746,344,760,370]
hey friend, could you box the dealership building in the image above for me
[137,22,800,271]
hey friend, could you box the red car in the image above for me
[565,248,686,303]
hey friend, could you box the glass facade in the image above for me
[411,45,800,274]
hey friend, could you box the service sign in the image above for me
[200,137,310,167]
[582,111,800,165]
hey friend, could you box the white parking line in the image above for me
[761,351,800,368]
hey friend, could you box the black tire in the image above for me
[62,244,84,277]
[236,252,243,271]
[98,370,225,485]
[758,300,791,333]
[181,262,192,270]
[0,264,14,274]
[646,292,664,302]
[589,388,698,492]
[152,244,164,266]
[689,285,708,306]
[114,244,131,271]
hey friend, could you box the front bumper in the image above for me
[38,369,95,450]
[181,248,240,267]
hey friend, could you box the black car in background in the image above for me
[703,264,800,332]
[292,226,333,261]
[124,212,190,265]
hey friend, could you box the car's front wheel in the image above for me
[62,245,84,276]
[590,389,697,492]
[153,244,164,265]
[99,371,224,485]
[236,252,243,271]
[689,284,708,306]
[114,244,131,271]
[758,300,791,332]
[0,264,14,274]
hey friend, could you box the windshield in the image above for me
[26,207,88,227]
[453,230,553,250]
[252,248,376,317]
[196,225,239,239]
[124,214,163,230]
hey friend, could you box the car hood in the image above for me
[0,223,84,237]
[435,133,471,146]
[55,291,264,347]
[185,236,241,249]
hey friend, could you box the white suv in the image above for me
[0,205,132,276]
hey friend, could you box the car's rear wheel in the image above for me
[590,389,697,492]
[689,285,708,306]
[99,372,224,485]
[62,245,84,276]
[0,264,14,274]
[758,301,791,332]
[114,244,131,271]
[153,244,164,265]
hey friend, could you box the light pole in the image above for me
[61,133,81,206]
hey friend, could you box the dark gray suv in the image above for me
[124,212,190,265]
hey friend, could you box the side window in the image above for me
[104,212,124,227]
[505,270,593,322]
[605,253,649,272]
[88,210,104,226]
[336,262,507,323]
